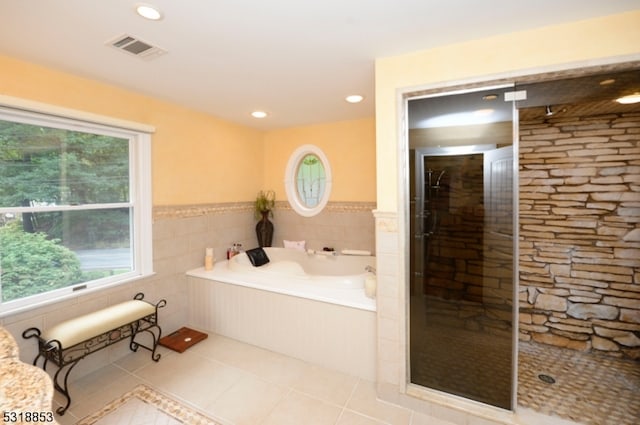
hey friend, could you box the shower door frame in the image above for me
[403,86,520,413]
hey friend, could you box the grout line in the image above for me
[344,377,361,408]
[336,377,364,424]
[256,387,294,425]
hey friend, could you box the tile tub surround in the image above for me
[154,200,376,256]
[272,201,376,254]
[1,201,375,386]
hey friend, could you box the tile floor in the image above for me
[52,333,445,425]
[49,330,638,425]
[518,341,640,425]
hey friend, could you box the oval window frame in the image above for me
[284,144,332,217]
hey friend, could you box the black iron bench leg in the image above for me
[52,358,81,415]
[130,322,163,362]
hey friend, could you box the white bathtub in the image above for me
[186,247,377,379]
[190,247,376,311]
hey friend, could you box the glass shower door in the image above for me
[408,87,516,410]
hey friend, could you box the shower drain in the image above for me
[538,374,556,384]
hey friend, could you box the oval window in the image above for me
[285,145,332,217]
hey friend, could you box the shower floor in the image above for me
[410,295,640,425]
[518,340,639,425]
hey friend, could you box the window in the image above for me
[284,145,332,217]
[296,154,326,208]
[0,102,153,315]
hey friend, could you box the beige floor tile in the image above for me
[51,368,143,424]
[249,351,310,387]
[346,380,412,425]
[52,363,129,408]
[204,374,286,425]
[196,334,266,360]
[188,333,250,361]
[410,410,457,425]
[135,350,243,407]
[337,410,387,425]
[196,335,309,387]
[261,391,342,425]
[65,373,143,420]
[292,364,359,407]
[44,332,633,425]
[114,345,175,373]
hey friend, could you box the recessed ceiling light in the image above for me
[482,94,498,101]
[251,111,268,118]
[345,95,364,103]
[599,78,616,86]
[135,3,163,20]
[616,93,640,104]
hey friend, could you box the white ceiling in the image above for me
[0,1,638,130]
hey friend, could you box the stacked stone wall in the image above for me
[422,154,485,301]
[421,154,513,336]
[519,112,640,360]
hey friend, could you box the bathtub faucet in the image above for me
[307,249,337,257]
[365,265,376,274]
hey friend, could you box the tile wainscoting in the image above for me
[1,201,375,382]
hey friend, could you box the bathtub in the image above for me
[190,247,376,311]
[186,247,377,379]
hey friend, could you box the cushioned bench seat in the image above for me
[23,293,166,416]
[43,300,156,349]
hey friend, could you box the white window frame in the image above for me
[0,96,154,317]
[284,144,332,217]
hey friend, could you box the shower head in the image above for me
[544,105,568,117]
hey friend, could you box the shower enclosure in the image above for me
[408,86,516,410]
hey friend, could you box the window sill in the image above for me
[0,271,156,320]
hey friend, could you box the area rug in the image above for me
[76,384,221,425]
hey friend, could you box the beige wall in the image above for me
[263,118,376,202]
[0,54,264,206]
[375,10,640,212]
[0,55,377,206]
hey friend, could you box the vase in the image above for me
[255,210,274,247]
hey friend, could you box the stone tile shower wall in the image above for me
[414,154,513,335]
[519,111,640,360]
[416,154,485,300]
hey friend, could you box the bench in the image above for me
[22,293,166,415]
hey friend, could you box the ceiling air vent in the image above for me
[107,34,167,60]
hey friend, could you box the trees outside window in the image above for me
[0,106,152,314]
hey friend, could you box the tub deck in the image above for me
[187,259,376,311]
